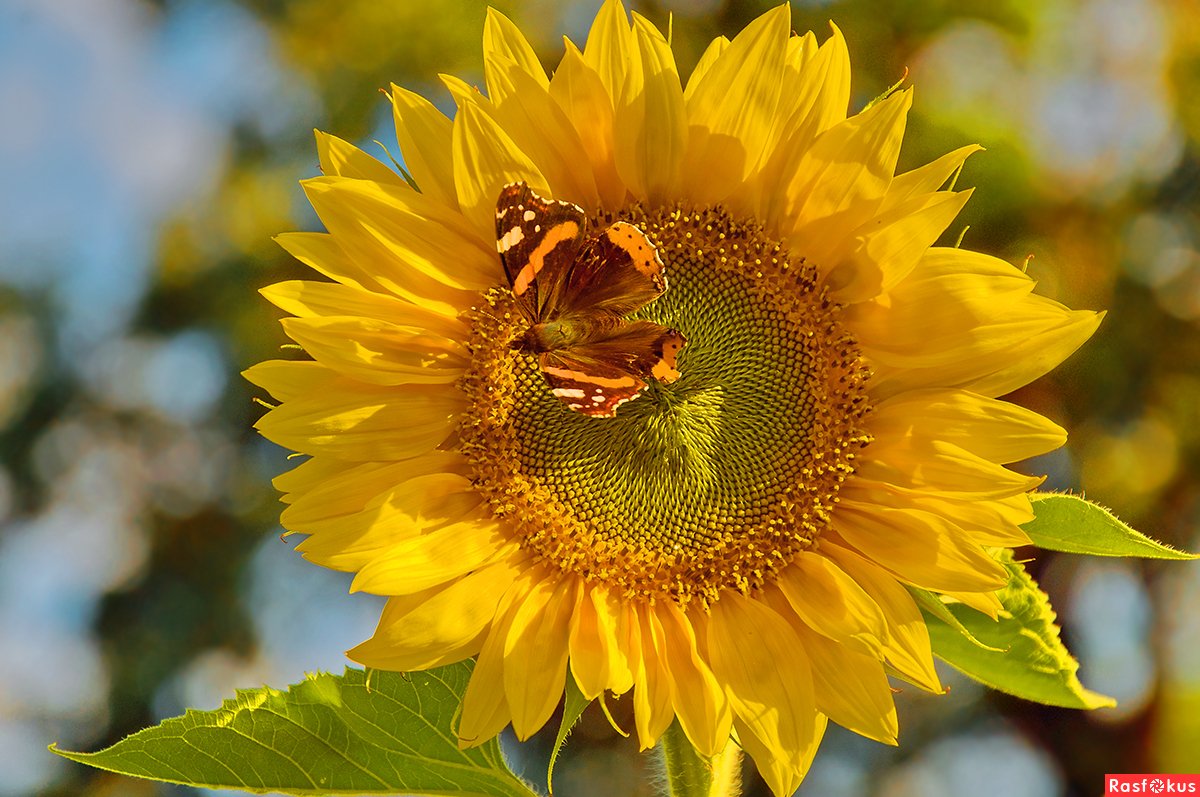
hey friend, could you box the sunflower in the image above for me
[246,3,1101,794]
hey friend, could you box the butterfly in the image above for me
[495,182,686,418]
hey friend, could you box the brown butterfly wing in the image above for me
[538,350,649,417]
[495,182,587,322]
[556,221,667,318]
[537,319,687,417]
[572,319,685,383]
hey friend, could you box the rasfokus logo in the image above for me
[1107,775,1200,794]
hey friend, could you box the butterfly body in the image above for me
[495,182,686,417]
[515,316,604,354]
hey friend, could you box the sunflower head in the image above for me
[246,3,1101,794]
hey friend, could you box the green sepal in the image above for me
[862,67,909,111]
[547,673,590,795]
[925,553,1116,710]
[51,664,538,797]
[907,585,1004,652]
[1025,493,1198,559]
[373,138,420,191]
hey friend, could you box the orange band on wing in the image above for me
[512,220,581,296]
[541,365,640,389]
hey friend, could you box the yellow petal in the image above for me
[788,612,898,745]
[350,514,513,595]
[567,586,606,699]
[632,605,674,749]
[291,472,483,572]
[272,454,368,503]
[655,601,731,757]
[942,589,1004,619]
[833,504,1010,593]
[785,89,912,260]
[274,231,381,294]
[390,84,458,209]
[608,590,641,696]
[461,572,535,747]
[347,556,525,671]
[734,713,827,797]
[254,379,464,460]
[842,478,1034,548]
[314,130,404,184]
[962,307,1104,398]
[570,584,636,698]
[707,591,821,786]
[583,0,635,112]
[682,5,790,204]
[260,279,466,340]
[768,31,816,141]
[273,231,465,328]
[440,72,485,109]
[869,389,1067,465]
[621,13,685,205]
[483,8,548,103]
[280,315,466,386]
[280,451,467,527]
[303,176,500,291]
[728,31,813,217]
[504,575,576,740]
[859,432,1046,494]
[859,436,1044,499]
[851,248,1103,399]
[824,189,973,304]
[602,11,646,202]
[880,144,983,213]
[683,36,729,103]
[488,53,600,207]
[451,100,547,242]
[548,40,626,210]
[775,551,887,655]
[243,359,335,403]
[821,541,943,693]
[798,23,851,137]
[750,24,850,232]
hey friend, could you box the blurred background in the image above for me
[1,0,1198,794]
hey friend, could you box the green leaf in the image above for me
[51,664,539,797]
[1025,493,1198,560]
[925,553,1116,710]
[547,673,589,795]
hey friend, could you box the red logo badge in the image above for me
[1106,775,1200,795]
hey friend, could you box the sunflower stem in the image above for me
[660,722,742,797]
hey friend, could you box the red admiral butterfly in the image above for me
[495,182,686,418]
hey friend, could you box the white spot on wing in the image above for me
[497,226,524,253]
[552,387,586,399]
[523,210,536,222]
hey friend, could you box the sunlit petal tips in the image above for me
[251,3,1101,793]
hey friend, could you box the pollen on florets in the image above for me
[459,204,872,607]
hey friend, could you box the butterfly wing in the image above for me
[538,320,687,417]
[538,351,649,417]
[556,221,667,317]
[495,182,587,321]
